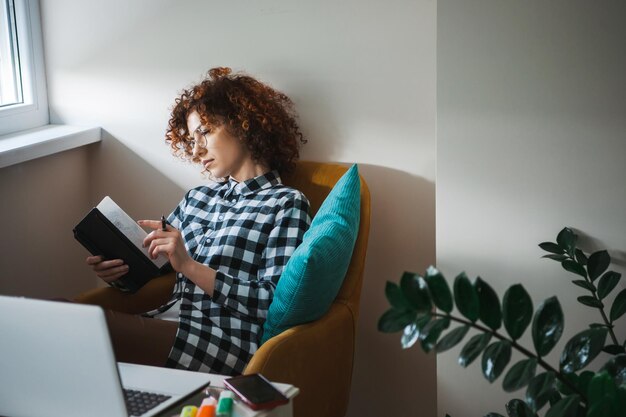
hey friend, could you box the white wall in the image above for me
[40,1,437,416]
[437,1,626,416]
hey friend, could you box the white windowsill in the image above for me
[0,124,101,169]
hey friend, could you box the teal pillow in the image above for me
[261,164,361,344]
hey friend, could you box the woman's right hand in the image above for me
[85,256,129,283]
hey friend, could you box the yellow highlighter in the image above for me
[179,405,198,417]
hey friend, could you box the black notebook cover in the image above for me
[73,202,171,293]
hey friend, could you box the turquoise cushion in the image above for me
[261,164,361,344]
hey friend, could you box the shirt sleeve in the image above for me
[211,192,311,323]
[166,191,189,230]
[159,191,190,305]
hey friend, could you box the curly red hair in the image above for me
[166,67,306,174]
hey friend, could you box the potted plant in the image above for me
[378,227,626,417]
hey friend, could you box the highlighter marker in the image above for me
[216,391,234,417]
[179,405,198,417]
[197,396,217,417]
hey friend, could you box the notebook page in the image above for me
[97,196,169,268]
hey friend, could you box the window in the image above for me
[0,0,48,136]
[0,0,23,107]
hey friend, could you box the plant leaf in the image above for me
[453,272,479,321]
[401,323,419,349]
[544,394,580,417]
[548,391,562,407]
[525,371,556,412]
[539,242,564,254]
[476,277,502,330]
[577,296,603,308]
[436,325,470,353]
[602,344,626,355]
[482,340,512,383]
[400,272,432,313]
[505,399,538,417]
[542,254,569,261]
[458,333,492,368]
[610,288,626,322]
[575,249,588,265]
[484,414,506,417]
[555,373,578,396]
[617,385,626,413]
[559,327,608,373]
[587,400,616,417]
[576,370,595,396]
[600,354,626,386]
[416,313,432,330]
[503,358,537,392]
[532,296,564,357]
[587,250,610,282]
[597,271,621,300]
[503,284,533,340]
[556,227,577,258]
[561,260,587,279]
[402,314,433,348]
[378,308,416,333]
[570,279,595,292]
[587,372,617,417]
[385,281,410,309]
[419,317,450,353]
[424,266,453,313]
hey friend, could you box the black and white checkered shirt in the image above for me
[145,170,311,375]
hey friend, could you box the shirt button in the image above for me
[177,273,183,278]
[185,288,190,293]
[218,215,224,220]
[206,238,212,244]
[231,199,236,203]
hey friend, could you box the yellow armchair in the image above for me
[75,161,371,417]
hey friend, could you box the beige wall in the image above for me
[37,1,438,416]
[437,1,626,416]
[0,146,94,298]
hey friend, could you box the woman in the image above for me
[86,67,311,375]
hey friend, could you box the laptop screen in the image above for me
[0,296,211,417]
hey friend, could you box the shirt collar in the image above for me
[226,170,282,197]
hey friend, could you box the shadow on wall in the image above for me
[88,130,186,222]
[574,228,626,269]
[347,164,437,417]
[0,146,93,299]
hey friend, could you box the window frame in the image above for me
[0,0,48,136]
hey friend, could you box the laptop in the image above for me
[0,295,212,417]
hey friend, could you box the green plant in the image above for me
[378,227,626,417]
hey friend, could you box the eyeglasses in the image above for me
[187,125,212,149]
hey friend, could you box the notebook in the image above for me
[73,196,172,293]
[0,296,211,417]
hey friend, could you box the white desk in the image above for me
[160,374,298,417]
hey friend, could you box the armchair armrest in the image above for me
[74,272,176,314]
[245,302,356,417]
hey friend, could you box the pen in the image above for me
[161,215,167,231]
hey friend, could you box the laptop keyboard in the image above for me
[123,388,171,416]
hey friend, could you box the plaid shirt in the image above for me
[145,170,311,375]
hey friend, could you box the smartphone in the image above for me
[223,373,289,410]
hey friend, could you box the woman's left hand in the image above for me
[138,219,193,274]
